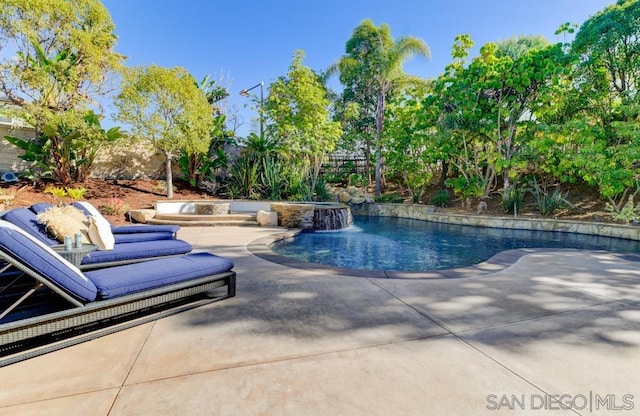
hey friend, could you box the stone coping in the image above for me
[351,203,640,241]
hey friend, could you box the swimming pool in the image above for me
[270,216,640,271]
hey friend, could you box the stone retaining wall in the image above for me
[351,203,640,241]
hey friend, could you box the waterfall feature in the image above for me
[312,205,353,231]
[270,202,353,231]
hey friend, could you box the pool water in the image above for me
[270,216,640,271]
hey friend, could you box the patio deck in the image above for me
[0,225,638,415]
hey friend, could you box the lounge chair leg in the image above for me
[0,282,44,320]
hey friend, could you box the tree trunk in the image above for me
[165,152,174,199]
[374,90,386,196]
[439,160,449,190]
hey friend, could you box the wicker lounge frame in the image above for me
[0,248,236,367]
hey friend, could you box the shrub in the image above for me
[101,198,130,216]
[282,163,311,201]
[313,176,333,202]
[606,196,640,223]
[531,182,571,216]
[430,189,450,207]
[502,186,524,214]
[375,193,404,203]
[44,185,68,200]
[228,156,260,199]
[348,173,367,187]
[65,187,87,201]
[262,157,283,200]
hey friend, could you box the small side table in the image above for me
[52,244,98,267]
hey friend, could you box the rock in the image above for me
[350,197,366,205]
[194,203,230,215]
[128,209,156,224]
[338,190,351,203]
[256,210,278,227]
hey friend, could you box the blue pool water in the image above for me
[270,216,640,271]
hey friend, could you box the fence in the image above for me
[322,155,369,176]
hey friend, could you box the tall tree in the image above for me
[565,0,640,211]
[0,0,123,113]
[0,0,124,183]
[329,19,430,195]
[266,50,342,194]
[115,65,213,198]
[384,82,435,202]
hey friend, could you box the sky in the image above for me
[101,0,616,137]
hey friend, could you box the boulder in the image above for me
[127,209,156,224]
[256,210,278,227]
[338,190,352,203]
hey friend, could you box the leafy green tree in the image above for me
[384,82,436,202]
[266,50,342,194]
[329,19,430,196]
[115,65,213,198]
[0,0,124,183]
[5,110,123,183]
[179,76,233,188]
[0,0,123,112]
[435,35,565,199]
[563,0,640,211]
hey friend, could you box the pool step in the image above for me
[148,212,259,227]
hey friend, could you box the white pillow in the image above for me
[76,201,107,221]
[0,219,88,281]
[87,215,115,250]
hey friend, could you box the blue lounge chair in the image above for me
[30,202,179,243]
[0,220,235,366]
[1,207,192,269]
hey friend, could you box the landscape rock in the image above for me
[256,210,278,227]
[128,209,156,224]
[194,203,230,215]
[338,190,351,203]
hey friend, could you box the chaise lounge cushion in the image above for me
[79,239,193,266]
[85,252,234,299]
[1,208,59,246]
[111,232,175,244]
[0,221,98,302]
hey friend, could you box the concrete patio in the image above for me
[0,225,639,415]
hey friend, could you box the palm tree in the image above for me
[328,19,430,195]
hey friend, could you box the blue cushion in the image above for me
[0,227,98,302]
[80,239,193,266]
[0,208,58,246]
[114,232,174,244]
[85,252,234,299]
[70,202,93,217]
[111,224,180,235]
[29,203,54,214]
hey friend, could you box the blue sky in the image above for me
[101,0,615,137]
